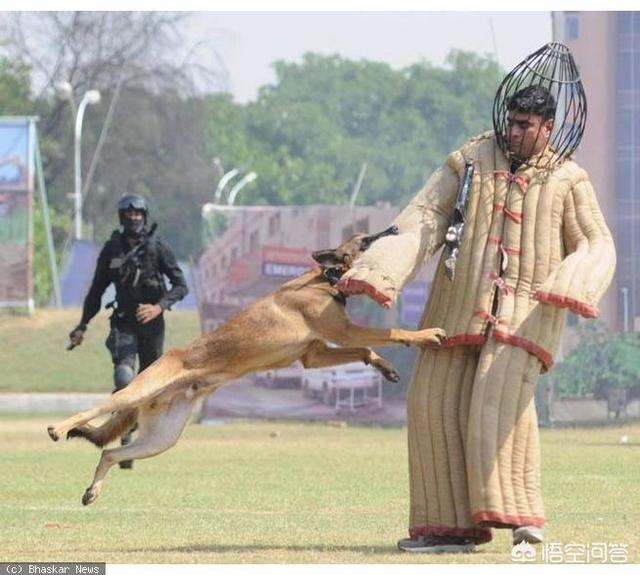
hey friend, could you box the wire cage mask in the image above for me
[492,42,587,170]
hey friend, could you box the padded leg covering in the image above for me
[114,363,136,391]
[407,346,492,544]
[467,340,545,528]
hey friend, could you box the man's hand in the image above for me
[68,324,87,350]
[136,303,162,324]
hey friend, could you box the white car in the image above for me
[302,362,383,409]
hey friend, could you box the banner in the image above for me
[0,118,35,309]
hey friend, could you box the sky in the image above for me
[188,11,553,103]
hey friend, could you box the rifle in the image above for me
[444,161,474,281]
[118,222,158,289]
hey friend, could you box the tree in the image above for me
[0,58,34,115]
[84,87,214,257]
[552,321,640,398]
[204,51,503,210]
[0,12,227,257]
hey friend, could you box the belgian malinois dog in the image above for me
[47,226,445,505]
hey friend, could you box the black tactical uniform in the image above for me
[79,226,188,385]
[70,195,187,467]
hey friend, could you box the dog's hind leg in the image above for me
[67,408,138,448]
[301,341,400,382]
[81,394,196,506]
[47,350,194,442]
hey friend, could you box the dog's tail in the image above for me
[67,408,138,447]
[47,349,213,444]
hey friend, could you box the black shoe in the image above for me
[397,535,475,554]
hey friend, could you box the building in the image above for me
[553,11,639,332]
[195,204,435,333]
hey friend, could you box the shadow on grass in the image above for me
[124,543,409,556]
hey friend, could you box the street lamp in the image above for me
[56,82,101,240]
[54,81,76,117]
[214,168,240,204]
[621,286,630,333]
[227,172,258,205]
[74,90,101,239]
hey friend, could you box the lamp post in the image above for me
[227,172,258,205]
[74,90,101,239]
[621,286,630,333]
[56,82,101,240]
[214,168,240,204]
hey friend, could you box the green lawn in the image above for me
[0,309,200,392]
[1,416,638,564]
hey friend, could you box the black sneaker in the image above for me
[397,535,475,553]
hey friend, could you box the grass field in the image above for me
[1,415,639,564]
[0,309,200,392]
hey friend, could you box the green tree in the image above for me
[83,87,213,258]
[204,51,502,212]
[553,321,640,398]
[0,58,34,115]
[32,202,71,305]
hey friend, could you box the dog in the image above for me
[47,225,445,505]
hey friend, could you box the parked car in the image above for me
[302,362,383,409]
[253,361,305,389]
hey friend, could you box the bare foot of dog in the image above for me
[47,426,60,442]
[416,328,446,347]
[82,486,100,506]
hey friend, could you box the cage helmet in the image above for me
[492,42,587,169]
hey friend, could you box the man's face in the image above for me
[506,111,554,160]
[123,208,144,222]
[121,207,145,238]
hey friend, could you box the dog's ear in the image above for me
[312,249,342,266]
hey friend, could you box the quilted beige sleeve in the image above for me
[534,177,616,318]
[337,162,459,307]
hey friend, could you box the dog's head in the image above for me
[312,225,399,278]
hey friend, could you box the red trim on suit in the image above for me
[492,329,554,372]
[335,278,392,308]
[533,290,600,319]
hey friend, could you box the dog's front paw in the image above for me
[419,328,447,347]
[429,328,447,344]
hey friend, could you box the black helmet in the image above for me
[118,194,148,225]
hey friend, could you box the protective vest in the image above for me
[105,230,166,313]
[341,132,616,372]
